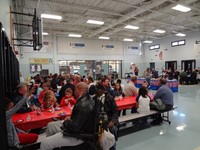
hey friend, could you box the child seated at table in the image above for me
[60,88,76,107]
[113,83,125,100]
[136,86,151,114]
[43,90,58,109]
[5,94,38,148]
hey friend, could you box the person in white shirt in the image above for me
[136,86,150,114]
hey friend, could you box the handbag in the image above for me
[150,98,166,111]
[99,129,115,150]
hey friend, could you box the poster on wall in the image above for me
[127,46,140,54]
[30,64,42,73]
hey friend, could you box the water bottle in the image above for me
[51,107,55,114]
[26,115,31,121]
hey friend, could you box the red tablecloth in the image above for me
[116,96,136,110]
[12,106,72,131]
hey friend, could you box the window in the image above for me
[149,44,160,50]
[171,40,185,47]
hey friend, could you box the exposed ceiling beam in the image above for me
[34,0,126,17]
[88,0,168,37]
[105,0,197,36]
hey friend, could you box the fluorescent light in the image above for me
[2,28,5,31]
[153,29,166,33]
[124,25,139,30]
[42,32,48,35]
[68,34,82,37]
[123,38,133,41]
[179,40,185,45]
[172,4,191,12]
[139,52,142,55]
[143,40,152,43]
[176,33,186,37]
[87,20,104,25]
[99,36,110,39]
[41,14,62,20]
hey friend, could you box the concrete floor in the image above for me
[117,84,200,150]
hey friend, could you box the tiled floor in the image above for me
[117,84,200,150]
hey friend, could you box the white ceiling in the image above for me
[14,0,200,42]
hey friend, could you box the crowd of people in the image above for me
[6,72,176,150]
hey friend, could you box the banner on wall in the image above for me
[70,43,85,48]
[102,44,114,50]
[127,46,139,54]
[29,58,52,64]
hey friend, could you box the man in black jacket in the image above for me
[40,82,95,150]
[95,83,119,150]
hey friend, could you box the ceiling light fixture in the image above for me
[123,38,133,41]
[68,34,82,37]
[124,25,139,30]
[175,33,186,37]
[42,32,48,35]
[87,20,104,25]
[99,36,110,39]
[41,14,62,20]
[153,29,166,33]
[172,4,191,12]
[143,40,153,43]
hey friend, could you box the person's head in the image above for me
[116,79,121,85]
[74,82,88,99]
[87,76,94,84]
[115,83,121,91]
[17,84,28,96]
[142,80,148,88]
[158,77,167,86]
[131,76,137,84]
[101,78,109,86]
[138,86,148,98]
[5,98,14,111]
[95,83,105,97]
[42,82,50,91]
[44,90,56,107]
[65,88,73,98]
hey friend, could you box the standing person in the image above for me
[144,68,152,88]
[60,88,76,107]
[134,66,139,76]
[95,83,119,150]
[40,82,96,150]
[124,76,139,114]
[151,77,174,125]
[6,89,38,148]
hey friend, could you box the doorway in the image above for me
[165,61,177,72]
[181,60,196,72]
[150,62,155,70]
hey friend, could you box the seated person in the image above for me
[38,82,51,106]
[43,90,58,109]
[6,89,38,148]
[151,77,174,125]
[12,84,32,113]
[113,83,124,100]
[60,88,76,107]
[95,83,119,150]
[136,86,150,114]
[40,82,96,150]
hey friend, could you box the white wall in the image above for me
[20,36,144,79]
[0,0,12,39]
[143,32,200,71]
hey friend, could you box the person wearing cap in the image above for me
[95,83,119,150]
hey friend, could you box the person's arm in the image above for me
[63,100,95,133]
[6,95,30,120]
[109,97,119,125]
[59,97,66,107]
[153,88,163,100]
